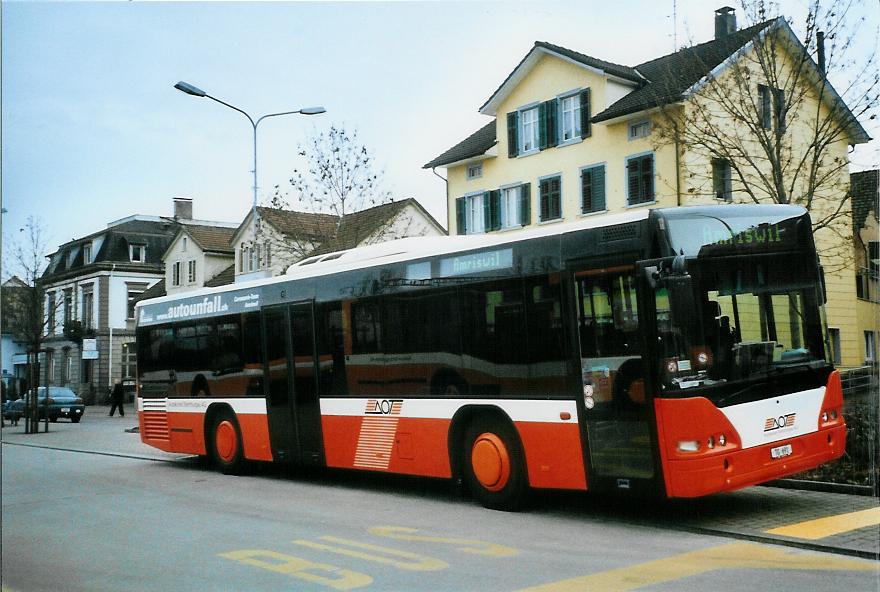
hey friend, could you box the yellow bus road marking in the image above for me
[293,536,449,571]
[369,526,519,557]
[218,549,372,590]
[765,507,880,540]
[517,542,876,592]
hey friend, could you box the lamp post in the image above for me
[173,81,325,276]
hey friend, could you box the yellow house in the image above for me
[424,8,873,368]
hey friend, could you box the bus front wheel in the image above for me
[462,418,528,511]
[209,410,245,475]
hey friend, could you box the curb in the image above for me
[765,478,878,498]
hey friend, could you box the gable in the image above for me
[480,43,640,117]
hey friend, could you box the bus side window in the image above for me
[242,312,263,396]
[316,303,347,397]
[526,275,567,397]
[352,301,382,354]
[210,316,243,397]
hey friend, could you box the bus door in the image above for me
[569,263,656,491]
[262,302,324,466]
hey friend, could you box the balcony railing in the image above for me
[856,267,880,303]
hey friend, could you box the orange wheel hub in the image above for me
[471,432,510,492]
[215,420,238,462]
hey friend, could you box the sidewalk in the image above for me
[0,404,188,462]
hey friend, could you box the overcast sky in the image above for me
[2,0,877,269]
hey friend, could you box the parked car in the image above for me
[4,387,84,423]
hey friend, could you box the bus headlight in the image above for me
[677,440,699,452]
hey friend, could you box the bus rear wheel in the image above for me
[462,418,528,511]
[210,410,245,475]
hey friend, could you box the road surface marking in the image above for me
[369,526,519,557]
[517,542,875,592]
[218,549,372,590]
[765,507,880,540]
[293,536,449,571]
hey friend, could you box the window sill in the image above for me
[538,218,564,226]
[625,200,656,209]
[579,209,608,218]
[498,225,524,233]
[557,137,583,148]
[516,149,540,159]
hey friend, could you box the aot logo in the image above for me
[365,399,403,416]
[764,413,796,432]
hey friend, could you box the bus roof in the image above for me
[137,208,650,310]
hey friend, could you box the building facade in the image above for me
[231,199,447,282]
[425,8,873,367]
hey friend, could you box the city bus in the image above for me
[135,204,846,510]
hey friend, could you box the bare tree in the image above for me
[253,125,410,270]
[4,216,62,431]
[653,0,877,267]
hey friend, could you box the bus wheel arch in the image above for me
[205,403,246,475]
[449,406,529,511]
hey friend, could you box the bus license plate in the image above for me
[771,444,792,459]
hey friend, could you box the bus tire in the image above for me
[209,410,246,475]
[462,418,528,511]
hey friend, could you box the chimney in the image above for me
[173,197,193,221]
[715,6,737,40]
[817,31,826,74]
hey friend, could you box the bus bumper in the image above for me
[664,423,847,498]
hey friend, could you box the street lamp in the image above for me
[173,80,325,275]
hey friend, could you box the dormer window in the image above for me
[83,244,91,264]
[130,244,145,263]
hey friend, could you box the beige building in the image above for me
[425,8,873,367]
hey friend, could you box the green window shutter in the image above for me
[538,103,548,150]
[483,191,492,231]
[520,183,531,226]
[490,190,502,230]
[507,112,519,158]
[545,99,558,148]
[580,88,592,139]
[455,197,466,235]
[592,166,605,211]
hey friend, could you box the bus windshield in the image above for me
[654,254,829,401]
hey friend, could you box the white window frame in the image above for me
[187,259,197,284]
[467,163,483,180]
[519,105,540,154]
[865,331,877,363]
[501,185,522,229]
[182,237,188,252]
[464,193,485,235]
[171,261,181,287]
[628,119,651,140]
[558,91,581,144]
[130,244,145,263]
[82,243,91,264]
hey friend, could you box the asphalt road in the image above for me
[2,443,878,592]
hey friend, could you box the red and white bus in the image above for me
[135,204,845,509]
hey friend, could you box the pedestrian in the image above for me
[108,380,125,417]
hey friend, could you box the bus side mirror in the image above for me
[644,266,660,289]
[667,275,694,324]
